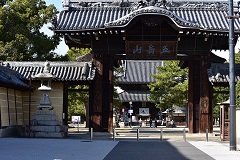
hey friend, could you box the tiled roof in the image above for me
[55,0,240,33]
[5,61,95,81]
[118,90,151,102]
[0,65,30,90]
[116,60,164,84]
[208,63,240,83]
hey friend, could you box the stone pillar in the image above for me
[188,55,213,133]
[89,54,114,132]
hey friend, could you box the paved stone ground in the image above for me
[1,137,240,160]
[1,126,240,160]
[189,141,240,160]
[0,138,117,160]
[104,141,214,160]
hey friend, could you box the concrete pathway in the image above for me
[189,141,240,160]
[0,138,240,160]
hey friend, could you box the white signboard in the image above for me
[128,109,133,114]
[139,108,149,115]
[72,116,81,124]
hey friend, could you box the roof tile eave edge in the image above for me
[118,100,152,102]
[54,28,106,33]
[104,6,201,29]
[117,82,154,84]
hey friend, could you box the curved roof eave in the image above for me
[54,24,239,34]
[104,6,202,30]
[54,28,106,33]
[54,6,240,33]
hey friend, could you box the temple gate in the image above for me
[53,0,240,133]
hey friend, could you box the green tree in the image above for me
[235,50,240,64]
[148,60,188,110]
[68,85,89,122]
[113,66,124,110]
[211,51,240,122]
[212,86,229,122]
[0,0,65,61]
[67,47,91,61]
[236,51,240,107]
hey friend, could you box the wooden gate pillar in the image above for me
[89,54,114,132]
[188,55,213,133]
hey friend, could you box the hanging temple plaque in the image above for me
[126,41,177,60]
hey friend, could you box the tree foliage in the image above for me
[236,83,240,107]
[235,50,240,64]
[148,60,188,110]
[212,86,229,120]
[113,66,124,110]
[236,51,240,107]
[0,0,66,61]
[68,85,89,122]
[67,47,91,61]
[211,51,240,121]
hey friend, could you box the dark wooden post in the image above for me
[63,82,68,126]
[89,53,114,132]
[199,56,213,133]
[89,54,103,132]
[188,55,213,133]
[188,56,194,133]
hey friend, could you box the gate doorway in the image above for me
[67,84,89,137]
[54,0,238,133]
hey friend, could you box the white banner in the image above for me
[72,116,81,124]
[139,108,149,115]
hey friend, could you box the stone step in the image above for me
[30,110,67,138]
[31,131,65,138]
[31,120,62,126]
[32,115,58,121]
[31,126,64,132]
[35,110,55,115]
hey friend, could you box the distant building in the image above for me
[116,60,187,126]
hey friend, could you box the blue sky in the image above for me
[41,0,68,56]
[45,0,62,10]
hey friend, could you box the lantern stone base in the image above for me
[37,105,54,110]
[29,110,67,138]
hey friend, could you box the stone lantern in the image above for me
[32,61,55,110]
[30,61,66,138]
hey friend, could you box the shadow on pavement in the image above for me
[104,141,215,160]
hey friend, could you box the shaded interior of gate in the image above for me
[54,0,240,133]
